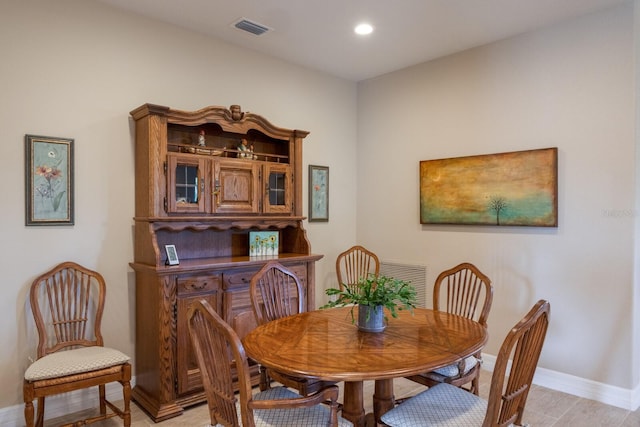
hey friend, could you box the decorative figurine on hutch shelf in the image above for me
[198,129,206,147]
[237,138,250,158]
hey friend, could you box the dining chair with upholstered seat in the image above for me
[188,298,352,427]
[382,299,550,427]
[404,262,493,395]
[335,245,380,290]
[23,261,131,427]
[250,261,336,395]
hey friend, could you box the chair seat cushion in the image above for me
[380,383,487,427]
[24,346,130,381]
[209,386,352,427]
[432,355,478,377]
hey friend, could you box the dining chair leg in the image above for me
[24,401,34,427]
[471,375,480,395]
[258,365,271,391]
[99,384,106,415]
[36,397,45,427]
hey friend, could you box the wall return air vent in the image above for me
[380,262,428,308]
[233,18,271,36]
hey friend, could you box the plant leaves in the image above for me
[320,273,417,319]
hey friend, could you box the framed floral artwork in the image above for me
[25,134,74,226]
[249,231,279,256]
[309,165,329,222]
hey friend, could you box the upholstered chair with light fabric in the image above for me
[23,262,131,427]
[404,262,493,395]
[188,298,352,427]
[381,299,550,427]
[335,245,380,290]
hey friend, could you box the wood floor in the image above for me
[45,369,640,426]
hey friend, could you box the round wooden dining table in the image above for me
[242,306,488,427]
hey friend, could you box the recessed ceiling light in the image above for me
[354,23,373,35]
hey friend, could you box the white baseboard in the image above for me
[482,354,640,411]
[1,379,134,427]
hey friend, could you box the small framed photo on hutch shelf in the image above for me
[309,165,329,222]
[165,245,179,265]
[249,231,279,256]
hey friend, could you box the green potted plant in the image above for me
[321,274,418,332]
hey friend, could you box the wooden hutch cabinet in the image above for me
[129,103,322,421]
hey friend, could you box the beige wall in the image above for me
[357,3,635,390]
[634,0,640,399]
[1,0,638,421]
[0,0,357,412]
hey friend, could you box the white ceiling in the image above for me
[96,0,627,82]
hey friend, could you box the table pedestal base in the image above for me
[342,382,365,426]
[364,413,377,427]
[342,379,395,427]
[373,379,395,424]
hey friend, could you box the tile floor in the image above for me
[45,370,640,426]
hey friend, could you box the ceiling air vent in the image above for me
[233,18,271,36]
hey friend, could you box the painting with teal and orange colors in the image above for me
[420,148,557,227]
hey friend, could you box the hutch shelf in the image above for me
[129,103,322,421]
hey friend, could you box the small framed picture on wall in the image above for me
[25,134,74,226]
[309,165,329,222]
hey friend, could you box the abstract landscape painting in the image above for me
[420,148,557,227]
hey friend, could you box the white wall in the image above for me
[0,0,357,411]
[357,2,635,392]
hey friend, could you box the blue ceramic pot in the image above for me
[357,304,386,332]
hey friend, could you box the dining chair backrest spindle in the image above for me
[335,245,380,290]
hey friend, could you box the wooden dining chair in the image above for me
[188,299,352,427]
[250,261,336,395]
[382,299,550,427]
[250,261,304,326]
[335,245,380,290]
[23,262,131,427]
[404,262,493,395]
